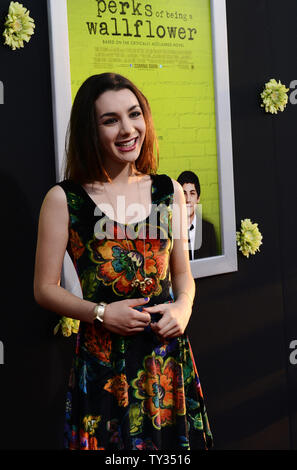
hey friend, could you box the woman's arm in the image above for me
[143,179,195,338]
[170,178,195,308]
[33,185,97,323]
[33,185,151,332]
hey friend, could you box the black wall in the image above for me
[0,0,297,450]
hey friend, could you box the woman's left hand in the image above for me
[143,300,192,339]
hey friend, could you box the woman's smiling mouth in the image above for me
[115,137,138,151]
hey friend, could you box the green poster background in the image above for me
[66,0,221,252]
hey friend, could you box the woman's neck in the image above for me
[103,162,141,184]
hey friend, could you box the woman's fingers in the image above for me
[150,310,172,332]
[131,311,151,325]
[126,327,147,335]
[142,304,165,314]
[150,312,182,338]
[128,297,150,308]
[130,318,151,328]
[158,320,177,337]
[158,325,181,339]
[128,298,152,324]
[163,325,182,338]
[103,299,151,335]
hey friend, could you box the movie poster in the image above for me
[66,0,221,258]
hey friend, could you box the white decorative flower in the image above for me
[236,218,263,258]
[54,317,80,337]
[3,2,35,51]
[260,79,289,114]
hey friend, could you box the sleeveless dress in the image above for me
[55,173,213,451]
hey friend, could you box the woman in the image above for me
[34,73,213,450]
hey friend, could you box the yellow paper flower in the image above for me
[54,316,80,337]
[236,218,263,258]
[3,2,35,50]
[260,79,289,114]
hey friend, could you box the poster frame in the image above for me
[47,0,237,283]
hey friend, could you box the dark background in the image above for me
[0,0,297,450]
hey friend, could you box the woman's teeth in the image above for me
[116,138,136,147]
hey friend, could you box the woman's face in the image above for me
[95,88,146,168]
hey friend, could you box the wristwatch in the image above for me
[93,302,107,323]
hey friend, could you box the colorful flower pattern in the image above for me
[83,323,112,365]
[69,229,85,260]
[103,373,130,407]
[131,354,186,430]
[57,174,213,450]
[87,222,171,298]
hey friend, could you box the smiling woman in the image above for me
[34,73,213,450]
[64,74,158,184]
[95,88,146,169]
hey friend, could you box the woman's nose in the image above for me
[119,117,133,135]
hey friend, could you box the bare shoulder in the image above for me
[43,184,67,203]
[40,184,68,211]
[170,178,185,201]
[170,178,183,192]
[39,184,68,224]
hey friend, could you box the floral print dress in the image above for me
[55,173,213,451]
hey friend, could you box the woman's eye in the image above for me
[130,111,142,118]
[103,117,117,125]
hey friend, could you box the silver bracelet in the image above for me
[93,302,107,322]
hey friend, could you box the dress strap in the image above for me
[54,179,79,193]
[54,180,89,205]
[53,180,88,221]
[151,174,174,204]
[55,176,174,208]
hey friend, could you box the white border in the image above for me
[47,0,237,281]
[47,0,71,180]
[190,0,237,278]
[47,0,82,296]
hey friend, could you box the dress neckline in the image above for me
[78,174,155,226]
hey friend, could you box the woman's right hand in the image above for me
[102,297,151,335]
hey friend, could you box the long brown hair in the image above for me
[64,73,159,183]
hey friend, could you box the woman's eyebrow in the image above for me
[99,104,141,119]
